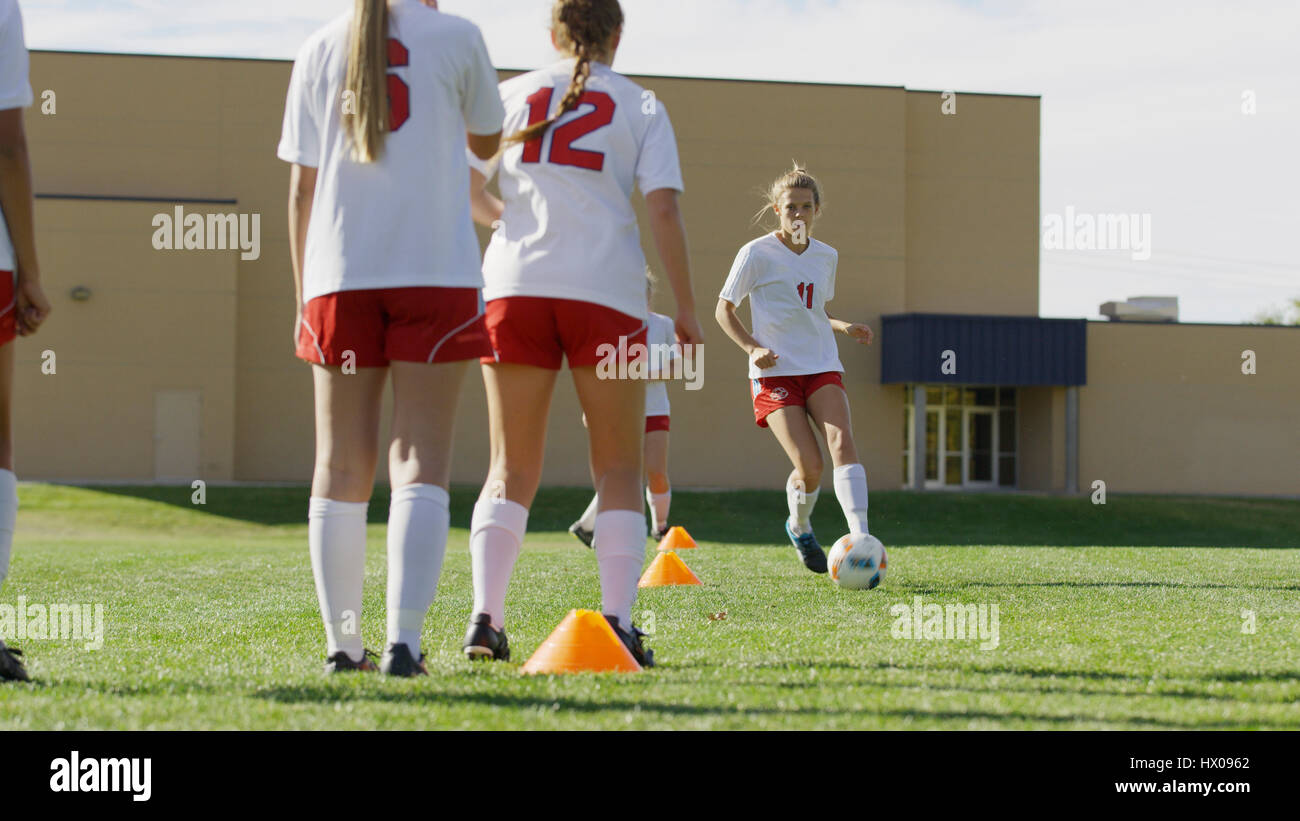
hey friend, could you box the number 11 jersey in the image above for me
[474,59,684,321]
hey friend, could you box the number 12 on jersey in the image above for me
[521,87,616,171]
[796,282,815,309]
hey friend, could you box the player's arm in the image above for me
[0,107,50,335]
[469,167,502,228]
[467,130,500,162]
[825,309,873,345]
[715,297,778,369]
[287,162,316,340]
[645,188,703,346]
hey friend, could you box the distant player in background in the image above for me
[715,164,873,574]
[465,0,701,667]
[278,0,503,676]
[570,273,677,546]
[0,0,52,683]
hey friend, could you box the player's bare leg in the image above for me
[464,363,558,660]
[807,383,869,536]
[380,359,469,675]
[309,364,387,672]
[644,429,671,539]
[0,341,25,682]
[571,365,653,665]
[765,405,828,572]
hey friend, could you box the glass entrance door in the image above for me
[964,408,995,487]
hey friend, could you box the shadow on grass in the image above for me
[246,685,1292,729]
[72,485,1300,549]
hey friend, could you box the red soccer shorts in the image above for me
[296,286,491,367]
[481,296,647,370]
[750,371,845,428]
[645,414,670,433]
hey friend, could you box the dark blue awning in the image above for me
[881,313,1086,386]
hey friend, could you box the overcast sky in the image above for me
[20,0,1300,323]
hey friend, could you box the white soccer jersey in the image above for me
[471,59,684,321]
[645,311,675,417]
[719,233,844,380]
[277,0,505,303]
[0,0,32,272]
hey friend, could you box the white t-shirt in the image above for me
[645,311,675,417]
[277,0,505,302]
[719,233,843,379]
[470,59,684,321]
[0,0,33,272]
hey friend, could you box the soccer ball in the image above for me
[828,533,887,590]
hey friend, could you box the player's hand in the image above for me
[750,347,779,369]
[15,274,51,336]
[845,323,873,345]
[674,311,704,347]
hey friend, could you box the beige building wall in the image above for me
[21,51,1041,494]
[1081,323,1300,496]
[15,198,237,480]
[1018,386,1065,492]
[904,91,1040,316]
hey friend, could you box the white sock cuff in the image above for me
[471,498,528,541]
[308,497,368,519]
[833,463,865,480]
[391,483,449,508]
[593,509,646,559]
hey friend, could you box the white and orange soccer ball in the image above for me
[827,532,887,590]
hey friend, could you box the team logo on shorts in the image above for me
[769,387,789,400]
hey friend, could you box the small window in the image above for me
[999,387,1016,406]
[944,386,961,406]
[973,387,996,406]
[926,387,942,406]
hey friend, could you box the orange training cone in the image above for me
[656,525,697,551]
[520,609,643,674]
[639,550,702,588]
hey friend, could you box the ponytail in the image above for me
[504,0,624,147]
[343,0,390,163]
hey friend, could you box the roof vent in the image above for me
[1099,296,1178,322]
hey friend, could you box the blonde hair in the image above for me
[505,0,624,146]
[752,161,824,227]
[343,0,391,163]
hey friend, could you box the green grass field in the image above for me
[2,484,1297,730]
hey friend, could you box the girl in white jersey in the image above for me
[277,0,504,676]
[465,0,702,667]
[0,0,52,682]
[716,165,874,574]
[570,274,678,546]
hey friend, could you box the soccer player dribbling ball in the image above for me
[715,165,874,574]
[465,0,702,667]
[0,0,52,683]
[277,0,504,676]
[570,274,679,546]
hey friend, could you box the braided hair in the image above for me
[505,0,624,146]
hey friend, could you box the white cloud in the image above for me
[21,0,1300,322]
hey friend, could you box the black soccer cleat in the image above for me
[786,520,827,574]
[380,643,428,677]
[463,613,510,661]
[605,615,654,668]
[568,520,594,548]
[323,648,379,674]
[0,641,29,682]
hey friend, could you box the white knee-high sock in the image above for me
[577,493,599,531]
[646,487,671,534]
[0,469,16,590]
[593,509,646,627]
[386,484,450,654]
[308,497,369,661]
[469,498,528,631]
[833,463,870,535]
[787,475,820,535]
